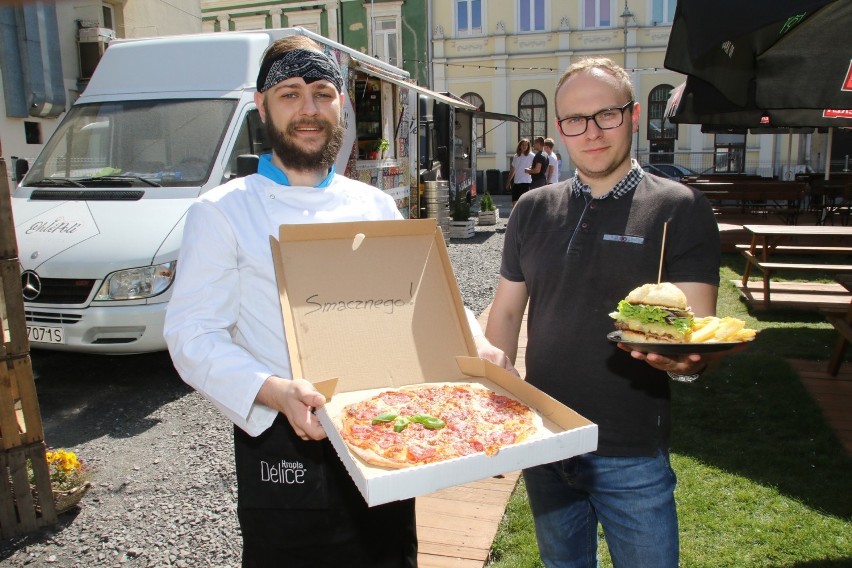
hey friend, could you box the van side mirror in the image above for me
[236,155,259,178]
[13,157,28,181]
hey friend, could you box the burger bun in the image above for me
[625,282,688,310]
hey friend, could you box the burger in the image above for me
[610,282,694,343]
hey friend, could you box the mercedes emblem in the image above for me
[21,270,42,301]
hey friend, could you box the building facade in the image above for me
[0,0,202,188]
[200,0,430,86]
[430,0,822,180]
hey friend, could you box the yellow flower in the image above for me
[32,449,88,491]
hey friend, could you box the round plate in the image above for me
[606,331,748,355]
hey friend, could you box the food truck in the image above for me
[11,27,477,353]
[418,94,520,205]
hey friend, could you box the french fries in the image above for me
[689,316,757,343]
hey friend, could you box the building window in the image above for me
[233,14,267,31]
[354,75,397,160]
[286,10,321,34]
[584,0,612,28]
[24,121,42,144]
[647,84,676,163]
[714,132,746,173]
[519,90,547,140]
[456,0,482,35]
[368,2,402,67]
[102,3,114,29]
[519,0,546,32]
[651,0,676,25]
[372,17,400,67]
[462,93,485,151]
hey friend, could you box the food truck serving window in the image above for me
[354,74,395,160]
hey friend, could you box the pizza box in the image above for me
[270,219,598,506]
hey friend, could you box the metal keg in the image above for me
[423,180,450,238]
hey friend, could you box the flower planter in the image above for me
[53,482,92,514]
[31,481,91,516]
[477,208,499,226]
[449,219,475,239]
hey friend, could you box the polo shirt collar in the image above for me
[570,159,645,199]
[257,153,336,188]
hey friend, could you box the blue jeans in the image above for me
[522,451,678,568]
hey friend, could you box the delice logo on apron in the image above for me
[260,459,306,484]
[235,415,330,510]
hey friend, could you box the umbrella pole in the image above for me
[786,133,793,180]
[825,127,833,181]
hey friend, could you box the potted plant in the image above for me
[377,138,390,159]
[477,192,499,225]
[29,448,91,514]
[449,190,475,238]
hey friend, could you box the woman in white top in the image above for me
[506,138,534,207]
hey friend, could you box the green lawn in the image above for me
[487,254,852,567]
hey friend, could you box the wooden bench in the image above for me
[825,275,852,376]
[825,313,852,376]
[682,174,764,184]
[734,244,852,255]
[740,250,852,274]
[691,181,806,224]
[806,181,852,226]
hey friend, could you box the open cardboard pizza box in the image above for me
[270,219,598,506]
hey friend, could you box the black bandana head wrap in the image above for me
[256,48,344,93]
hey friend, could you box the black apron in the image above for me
[234,414,417,567]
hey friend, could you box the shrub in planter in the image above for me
[477,192,499,225]
[451,190,471,222]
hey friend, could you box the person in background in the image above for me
[556,151,563,181]
[476,57,732,567]
[163,35,419,567]
[544,138,559,185]
[506,138,533,208]
[526,136,550,189]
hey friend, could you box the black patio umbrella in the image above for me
[664,0,852,111]
[665,77,852,130]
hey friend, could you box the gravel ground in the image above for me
[0,199,510,567]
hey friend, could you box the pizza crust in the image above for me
[347,444,411,470]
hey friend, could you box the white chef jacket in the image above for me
[164,168,483,437]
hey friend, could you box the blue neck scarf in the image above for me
[257,153,335,188]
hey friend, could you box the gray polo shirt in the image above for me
[501,170,720,456]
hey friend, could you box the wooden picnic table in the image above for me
[740,224,852,309]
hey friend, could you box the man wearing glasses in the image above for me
[477,58,721,567]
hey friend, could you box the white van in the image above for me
[13,27,473,353]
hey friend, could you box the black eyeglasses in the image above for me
[557,101,634,137]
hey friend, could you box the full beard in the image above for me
[266,114,345,174]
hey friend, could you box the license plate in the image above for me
[27,325,65,344]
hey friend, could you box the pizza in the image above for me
[337,383,540,469]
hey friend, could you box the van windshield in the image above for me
[23,99,237,188]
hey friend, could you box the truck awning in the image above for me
[435,91,521,122]
[354,61,476,110]
[469,110,522,123]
